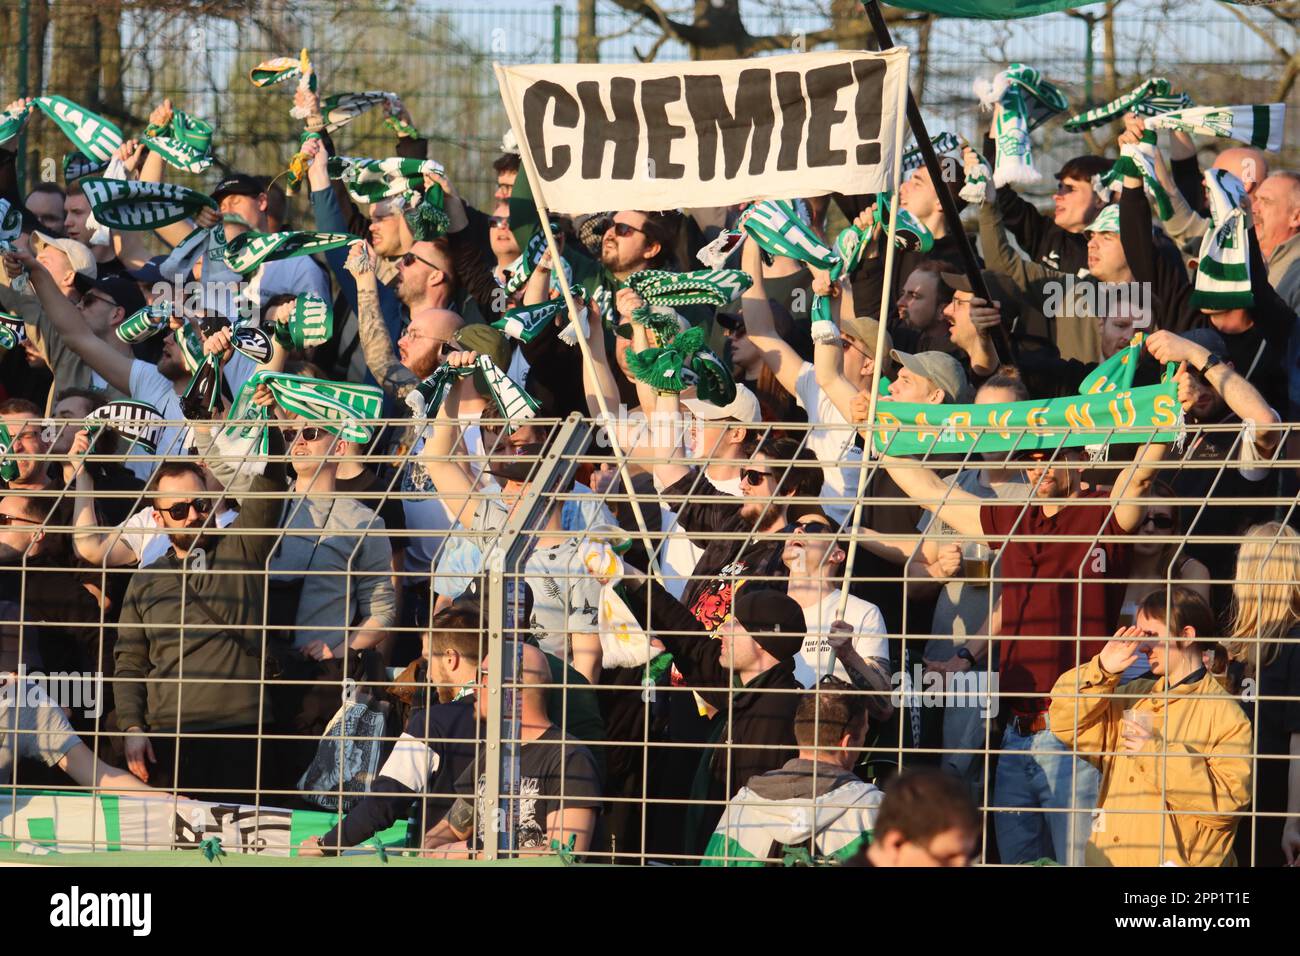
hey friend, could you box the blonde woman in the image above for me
[1228,523,1300,866]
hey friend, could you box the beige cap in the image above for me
[839,314,893,359]
[32,231,96,280]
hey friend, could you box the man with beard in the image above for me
[113,437,287,804]
[297,604,482,855]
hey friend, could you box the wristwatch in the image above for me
[956,648,979,670]
[1198,352,1224,376]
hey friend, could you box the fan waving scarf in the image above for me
[141,110,214,174]
[226,371,383,448]
[80,179,217,231]
[224,230,356,275]
[339,158,447,205]
[1063,77,1192,133]
[0,96,122,163]
[625,325,735,406]
[404,354,539,422]
[321,92,400,133]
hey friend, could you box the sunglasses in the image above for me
[611,221,646,239]
[1141,513,1175,530]
[795,520,835,536]
[291,426,328,443]
[0,512,40,527]
[740,468,774,486]
[159,498,212,521]
[400,251,439,270]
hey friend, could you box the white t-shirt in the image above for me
[793,362,863,523]
[120,505,239,568]
[129,359,190,467]
[792,590,888,689]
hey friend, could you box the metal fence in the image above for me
[1,413,1298,865]
[0,1,1297,212]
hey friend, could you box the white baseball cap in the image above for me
[32,231,97,280]
[682,383,761,423]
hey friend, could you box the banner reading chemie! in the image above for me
[495,49,909,215]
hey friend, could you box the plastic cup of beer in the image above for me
[1122,709,1154,741]
[962,542,991,584]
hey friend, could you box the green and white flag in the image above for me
[628,269,753,308]
[80,178,217,231]
[339,158,446,205]
[141,109,214,174]
[702,776,881,867]
[224,229,356,275]
[277,293,334,349]
[0,96,125,163]
[492,299,566,344]
[1192,168,1253,311]
[1063,77,1192,133]
[1144,104,1285,153]
[321,91,399,133]
[873,337,1180,456]
[975,63,1068,187]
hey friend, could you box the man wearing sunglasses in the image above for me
[882,423,1169,866]
[114,435,288,804]
[1144,327,1282,606]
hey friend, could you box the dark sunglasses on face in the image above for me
[612,221,645,239]
[740,468,774,486]
[159,499,212,521]
[0,512,41,527]
[401,251,439,270]
[1142,513,1175,530]
[795,520,835,536]
[291,426,328,443]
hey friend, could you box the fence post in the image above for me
[553,3,563,63]
[17,0,29,197]
[480,413,588,860]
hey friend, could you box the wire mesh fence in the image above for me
[2,413,1298,865]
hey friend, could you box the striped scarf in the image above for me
[141,110,214,174]
[404,354,538,422]
[625,324,734,405]
[901,131,960,173]
[1144,104,1286,153]
[975,63,1068,187]
[224,229,356,275]
[0,95,123,163]
[226,371,384,450]
[1063,78,1192,133]
[276,293,333,350]
[321,92,400,133]
[81,178,217,231]
[1100,132,1173,221]
[339,158,446,205]
[491,299,566,344]
[1192,169,1253,311]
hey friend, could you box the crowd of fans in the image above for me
[0,70,1298,868]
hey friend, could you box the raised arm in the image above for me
[346,241,419,401]
[813,272,866,423]
[879,453,986,539]
[63,428,139,568]
[419,353,479,529]
[739,236,806,398]
[1107,437,1168,533]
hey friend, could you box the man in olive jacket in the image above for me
[114,437,287,803]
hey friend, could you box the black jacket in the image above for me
[982,134,1090,276]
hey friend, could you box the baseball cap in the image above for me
[127,254,170,286]
[455,323,511,371]
[211,173,266,204]
[839,315,893,360]
[1180,327,1228,357]
[732,589,806,661]
[682,382,761,423]
[889,349,969,403]
[32,231,96,280]
[79,273,146,317]
[1084,204,1120,233]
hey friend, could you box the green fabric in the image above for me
[142,110,214,173]
[81,178,217,231]
[338,158,446,205]
[0,198,22,244]
[883,1,1101,17]
[1145,104,1286,153]
[0,96,124,163]
[225,371,384,445]
[0,421,17,482]
[321,91,395,133]
[873,339,1181,455]
[1100,135,1173,221]
[1192,168,1253,310]
[280,293,334,350]
[404,354,538,422]
[625,324,734,405]
[1063,77,1192,133]
[741,200,837,269]
[404,184,451,242]
[224,229,356,275]
[901,130,959,173]
[491,299,566,344]
[249,56,303,87]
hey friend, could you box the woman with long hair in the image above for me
[1228,522,1300,866]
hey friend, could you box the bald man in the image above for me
[1157,140,1271,256]
[421,641,603,857]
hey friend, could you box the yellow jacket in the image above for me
[1049,656,1252,867]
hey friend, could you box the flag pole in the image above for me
[861,0,1014,363]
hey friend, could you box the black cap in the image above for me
[211,173,267,203]
[1181,327,1228,357]
[79,273,146,317]
[454,578,535,634]
[733,589,806,660]
[127,254,170,286]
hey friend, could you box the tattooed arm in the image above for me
[345,242,419,401]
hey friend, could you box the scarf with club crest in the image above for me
[1144,104,1286,153]
[141,109,214,173]
[975,63,1069,188]
[404,354,539,422]
[1192,168,1254,310]
[1063,77,1193,133]
[0,310,24,352]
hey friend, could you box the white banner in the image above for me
[495,49,910,215]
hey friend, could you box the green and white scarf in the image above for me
[1144,104,1285,153]
[403,184,452,242]
[224,229,356,275]
[0,421,19,482]
[0,197,21,245]
[81,178,217,231]
[158,222,224,287]
[173,322,205,377]
[181,354,224,421]
[808,223,872,343]
[625,325,734,405]
[85,400,165,456]
[141,110,214,174]
[249,56,306,88]
[276,293,334,350]
[321,92,400,133]
[0,310,24,351]
[492,299,566,344]
[741,200,838,269]
[1192,168,1253,311]
[874,192,934,254]
[1063,77,1192,133]
[227,371,383,448]
[499,230,551,297]
[975,64,1068,187]
[901,131,960,174]
[116,301,173,344]
[0,96,123,163]
[628,268,752,308]
[959,148,993,205]
[62,152,106,182]
[339,158,446,205]
[404,354,539,422]
[1098,132,1173,221]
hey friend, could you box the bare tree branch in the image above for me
[1220,1,1292,60]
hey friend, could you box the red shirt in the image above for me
[981,491,1131,713]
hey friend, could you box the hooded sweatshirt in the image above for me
[702,757,882,866]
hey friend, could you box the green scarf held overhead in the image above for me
[492,299,566,344]
[141,110,214,174]
[628,268,753,308]
[338,158,446,205]
[901,131,960,174]
[173,322,204,377]
[1063,77,1192,133]
[872,337,1180,456]
[0,96,123,164]
[1193,169,1253,311]
[181,353,224,421]
[404,353,539,422]
[882,1,1099,16]
[224,229,356,275]
[321,92,400,134]
[277,293,334,350]
[874,192,934,254]
[226,371,384,448]
[740,200,837,270]
[249,56,305,88]
[116,301,173,345]
[62,152,107,182]
[1144,104,1286,153]
[403,184,452,242]
[625,324,735,406]
[500,230,550,297]
[0,321,20,353]
[975,63,1068,188]
[0,421,18,482]
[81,178,217,231]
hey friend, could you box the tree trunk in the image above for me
[690,0,747,60]
[577,0,598,63]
